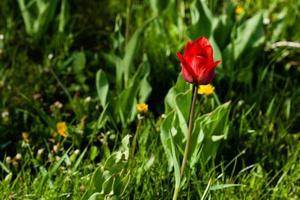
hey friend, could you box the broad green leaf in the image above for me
[96,70,109,108]
[90,145,99,161]
[101,175,114,195]
[174,89,192,138]
[72,51,86,73]
[164,74,191,113]
[188,0,213,38]
[101,53,123,91]
[87,193,103,200]
[149,0,170,14]
[160,112,181,188]
[118,62,149,125]
[223,12,265,70]
[122,17,155,86]
[138,55,152,103]
[17,0,59,40]
[92,167,105,192]
[190,102,231,167]
[58,0,69,32]
[213,14,234,50]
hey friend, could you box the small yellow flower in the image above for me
[136,103,148,113]
[235,5,245,15]
[56,122,68,138]
[22,132,29,143]
[198,84,215,96]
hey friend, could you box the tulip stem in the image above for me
[173,84,198,200]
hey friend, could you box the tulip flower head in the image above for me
[177,37,220,85]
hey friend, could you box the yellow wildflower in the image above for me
[136,103,148,113]
[235,5,245,15]
[198,84,215,96]
[56,122,68,138]
[22,132,29,143]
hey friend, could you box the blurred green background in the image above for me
[0,0,300,199]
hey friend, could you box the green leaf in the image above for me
[164,74,191,113]
[210,184,242,191]
[160,112,181,188]
[138,55,152,103]
[117,62,149,125]
[190,102,231,167]
[266,97,276,117]
[101,175,114,195]
[58,0,69,32]
[72,147,88,172]
[72,51,86,73]
[90,145,99,161]
[149,0,170,14]
[87,192,104,200]
[122,17,155,86]
[223,12,265,70]
[188,0,213,39]
[96,70,109,108]
[174,89,192,138]
[92,167,105,192]
[17,0,59,40]
[0,161,10,174]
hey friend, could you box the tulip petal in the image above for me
[202,45,213,59]
[177,52,196,83]
[196,37,210,47]
[213,60,221,67]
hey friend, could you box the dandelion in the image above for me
[37,148,45,156]
[5,156,11,164]
[1,110,9,118]
[53,101,63,109]
[15,153,22,161]
[22,132,29,143]
[74,149,80,155]
[48,53,54,60]
[198,84,215,96]
[53,143,60,153]
[263,17,270,25]
[235,5,245,15]
[84,96,91,103]
[55,156,61,161]
[136,103,148,113]
[33,93,42,100]
[80,185,85,193]
[56,122,68,138]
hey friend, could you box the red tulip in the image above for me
[177,37,220,85]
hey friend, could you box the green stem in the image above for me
[172,187,180,200]
[172,84,198,200]
[130,117,142,164]
[180,84,198,176]
[125,0,132,45]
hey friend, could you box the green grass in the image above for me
[1,0,300,199]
